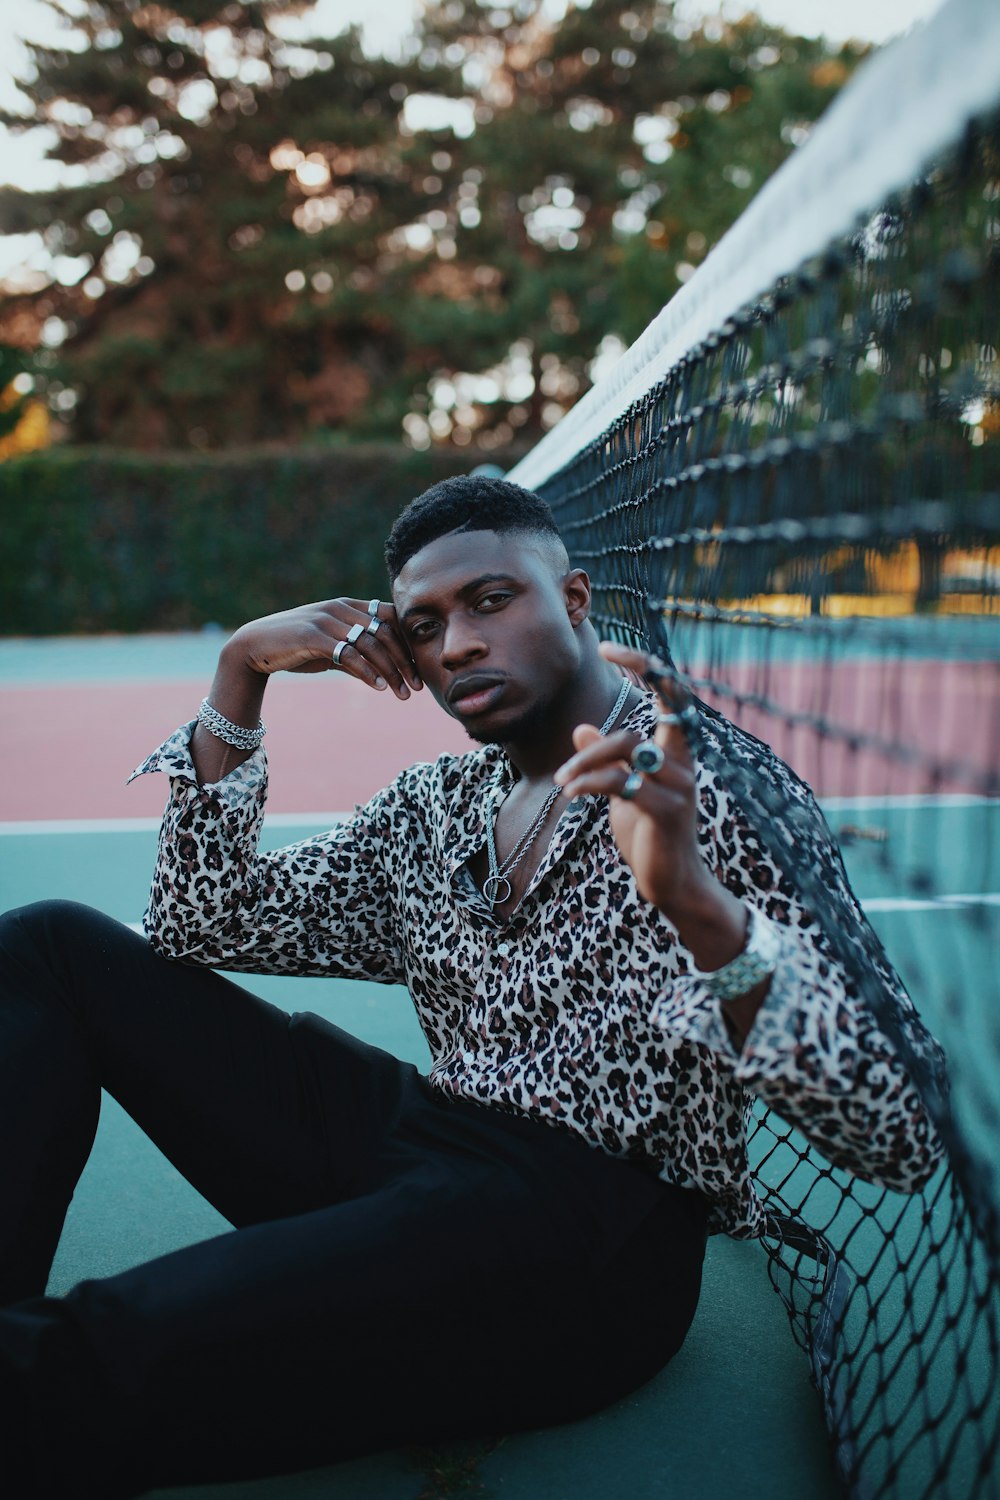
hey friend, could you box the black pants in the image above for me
[0,900,707,1498]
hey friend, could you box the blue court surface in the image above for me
[3,634,996,1500]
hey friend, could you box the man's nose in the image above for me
[440,615,487,666]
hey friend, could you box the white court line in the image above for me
[0,812,351,836]
[863,894,1000,912]
[820,795,998,811]
[8,835,995,919]
[0,817,164,836]
[2,794,996,837]
[4,815,997,916]
[116,901,996,933]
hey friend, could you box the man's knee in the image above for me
[0,900,138,978]
[4,898,110,931]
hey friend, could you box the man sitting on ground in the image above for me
[0,476,943,1499]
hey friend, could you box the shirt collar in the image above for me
[440,689,657,893]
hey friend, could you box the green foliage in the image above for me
[0,443,519,633]
[0,345,31,439]
[1,0,864,451]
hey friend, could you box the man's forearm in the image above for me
[186,597,421,786]
[666,876,772,1048]
[191,641,268,785]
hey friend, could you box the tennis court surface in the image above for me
[4,631,994,1500]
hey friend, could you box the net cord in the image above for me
[507,0,1000,493]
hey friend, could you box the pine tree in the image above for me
[404,0,865,447]
[0,0,459,447]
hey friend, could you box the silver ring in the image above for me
[631,740,665,775]
[368,599,381,617]
[332,640,348,665]
[657,713,682,728]
[620,770,645,801]
[366,617,382,635]
[346,623,365,645]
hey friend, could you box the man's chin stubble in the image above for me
[463,697,559,748]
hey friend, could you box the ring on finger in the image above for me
[366,617,382,635]
[332,639,349,666]
[620,769,645,802]
[367,599,381,617]
[657,712,682,728]
[631,739,666,775]
[346,623,365,645]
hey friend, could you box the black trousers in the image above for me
[0,901,707,1498]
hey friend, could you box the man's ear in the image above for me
[563,567,592,627]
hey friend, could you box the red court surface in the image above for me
[4,656,994,823]
[1,676,468,821]
[696,658,995,800]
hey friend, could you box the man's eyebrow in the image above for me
[399,574,519,623]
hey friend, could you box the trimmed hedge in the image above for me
[0,444,522,634]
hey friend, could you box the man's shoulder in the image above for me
[696,703,820,808]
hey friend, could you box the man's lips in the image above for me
[447,677,506,715]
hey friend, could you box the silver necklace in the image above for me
[483,677,632,908]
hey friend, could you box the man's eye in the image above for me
[477,593,511,611]
[408,620,438,641]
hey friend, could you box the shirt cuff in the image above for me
[650,908,809,1072]
[128,720,269,816]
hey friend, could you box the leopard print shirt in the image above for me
[132,695,943,1238]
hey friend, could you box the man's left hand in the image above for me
[556,641,753,968]
[556,643,767,1040]
[555,643,716,912]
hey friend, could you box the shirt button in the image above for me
[497,942,511,957]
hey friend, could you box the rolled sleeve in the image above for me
[130,720,268,850]
[648,764,946,1198]
[129,722,404,982]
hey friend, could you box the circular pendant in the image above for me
[483,874,513,906]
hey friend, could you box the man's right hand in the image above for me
[225,598,421,700]
[191,597,421,785]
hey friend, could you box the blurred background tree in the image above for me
[0,0,465,447]
[0,341,51,458]
[0,344,32,439]
[0,0,863,453]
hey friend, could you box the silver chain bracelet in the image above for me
[197,698,266,751]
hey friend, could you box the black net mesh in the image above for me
[528,111,1000,1499]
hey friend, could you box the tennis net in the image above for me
[508,0,1000,1493]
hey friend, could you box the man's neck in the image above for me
[501,663,634,786]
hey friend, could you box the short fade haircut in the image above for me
[384,474,564,581]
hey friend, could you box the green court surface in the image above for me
[4,803,996,1500]
[3,819,844,1500]
[3,634,996,1499]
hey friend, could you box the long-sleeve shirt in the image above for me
[132,692,945,1238]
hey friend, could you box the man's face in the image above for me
[391,528,589,744]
